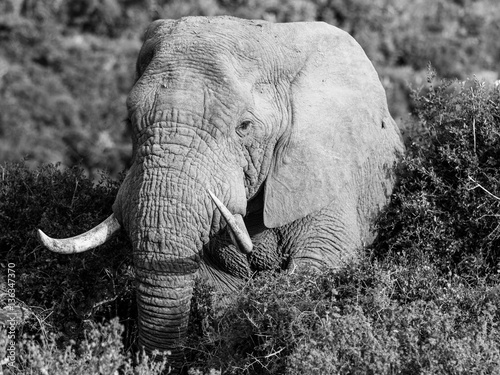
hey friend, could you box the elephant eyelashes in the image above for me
[236,120,252,137]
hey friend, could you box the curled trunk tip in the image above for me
[38,214,121,254]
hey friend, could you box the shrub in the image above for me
[374,70,500,279]
[185,262,500,374]
[1,318,166,374]
[0,16,136,178]
[0,163,136,351]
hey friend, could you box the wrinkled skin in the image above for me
[44,16,404,364]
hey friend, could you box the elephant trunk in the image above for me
[114,133,217,363]
[134,247,196,360]
[130,179,205,362]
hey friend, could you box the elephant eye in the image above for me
[237,120,252,137]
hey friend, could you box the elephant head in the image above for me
[38,16,403,362]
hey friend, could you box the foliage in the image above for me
[0,11,136,178]
[1,318,167,375]
[375,72,500,279]
[0,163,137,358]
[184,262,500,374]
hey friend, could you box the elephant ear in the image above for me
[263,23,400,228]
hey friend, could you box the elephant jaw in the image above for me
[207,189,253,254]
[37,214,121,253]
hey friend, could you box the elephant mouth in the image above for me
[37,189,253,255]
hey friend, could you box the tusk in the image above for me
[37,214,121,254]
[230,214,253,254]
[207,190,253,254]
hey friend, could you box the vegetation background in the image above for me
[0,0,499,177]
[1,0,500,374]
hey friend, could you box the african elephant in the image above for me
[38,16,403,364]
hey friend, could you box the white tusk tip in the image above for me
[37,229,50,246]
[208,189,254,255]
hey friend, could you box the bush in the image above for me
[0,15,136,178]
[1,318,166,374]
[375,71,500,279]
[184,262,500,374]
[0,163,136,355]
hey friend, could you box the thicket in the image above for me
[376,72,500,279]
[1,0,500,176]
[1,75,500,373]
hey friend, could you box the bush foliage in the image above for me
[0,163,139,373]
[2,74,500,373]
[186,265,500,374]
[376,73,500,278]
[12,319,167,375]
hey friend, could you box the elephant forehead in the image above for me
[144,18,294,73]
